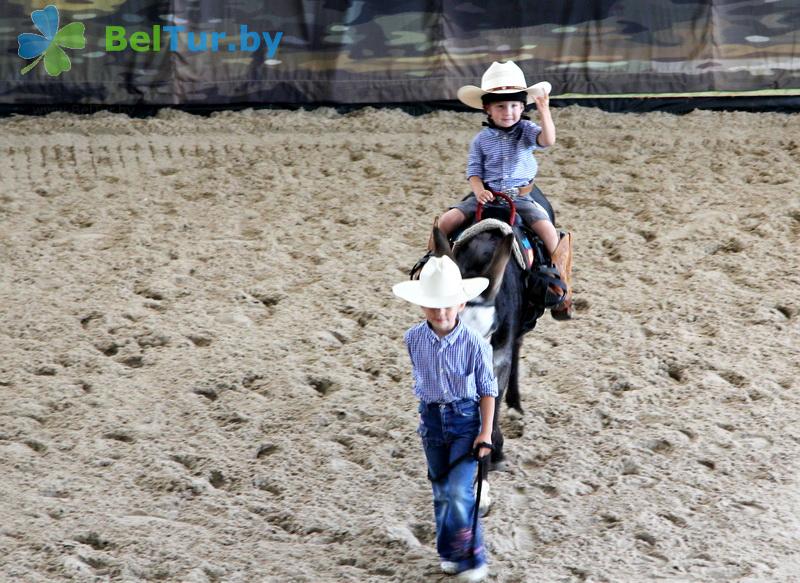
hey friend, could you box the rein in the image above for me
[475,190,516,224]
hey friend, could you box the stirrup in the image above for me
[535,264,568,309]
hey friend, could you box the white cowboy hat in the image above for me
[457,61,551,110]
[392,255,489,308]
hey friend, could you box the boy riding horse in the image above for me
[431,60,575,320]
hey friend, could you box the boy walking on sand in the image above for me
[393,255,497,582]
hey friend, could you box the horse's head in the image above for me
[431,221,514,340]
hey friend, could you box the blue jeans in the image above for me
[418,399,487,572]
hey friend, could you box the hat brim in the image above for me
[456,82,551,110]
[392,277,489,308]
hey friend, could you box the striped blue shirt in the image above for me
[466,120,547,192]
[404,319,498,404]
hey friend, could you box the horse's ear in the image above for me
[483,234,513,301]
[431,216,455,261]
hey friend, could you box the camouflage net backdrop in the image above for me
[2,0,800,105]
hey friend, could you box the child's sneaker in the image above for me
[457,563,489,582]
[440,561,459,574]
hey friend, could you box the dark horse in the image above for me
[429,187,557,512]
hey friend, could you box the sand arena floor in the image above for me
[1,107,799,582]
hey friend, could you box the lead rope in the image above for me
[471,442,493,558]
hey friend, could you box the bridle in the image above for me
[462,192,518,341]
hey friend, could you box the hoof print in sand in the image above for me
[635,532,657,546]
[309,376,334,396]
[214,411,249,427]
[208,470,226,489]
[170,454,200,471]
[620,459,641,475]
[103,431,134,444]
[253,293,283,309]
[658,513,688,528]
[24,439,47,453]
[134,285,169,312]
[193,387,218,401]
[134,286,166,301]
[360,363,381,379]
[253,477,282,495]
[501,415,524,439]
[75,532,114,551]
[327,330,349,344]
[697,459,716,470]
[664,362,687,383]
[187,333,213,347]
[339,305,377,327]
[601,239,623,262]
[136,333,170,349]
[718,371,748,387]
[119,355,144,368]
[34,365,58,376]
[573,297,590,312]
[242,373,266,391]
[713,237,745,254]
[94,340,119,357]
[536,484,559,498]
[733,500,767,515]
[256,443,278,459]
[600,514,621,528]
[80,312,104,330]
[644,439,674,455]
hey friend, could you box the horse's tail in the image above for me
[505,337,524,413]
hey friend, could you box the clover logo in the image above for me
[17,5,85,76]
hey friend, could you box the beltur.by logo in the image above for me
[17,5,85,77]
[105,25,283,57]
[16,5,284,77]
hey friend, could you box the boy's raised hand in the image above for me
[534,92,550,112]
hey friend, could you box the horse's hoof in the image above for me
[507,407,523,419]
[490,460,510,473]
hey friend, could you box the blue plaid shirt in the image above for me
[404,319,498,404]
[466,120,547,192]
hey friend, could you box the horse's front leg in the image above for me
[477,336,512,515]
[490,336,513,465]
